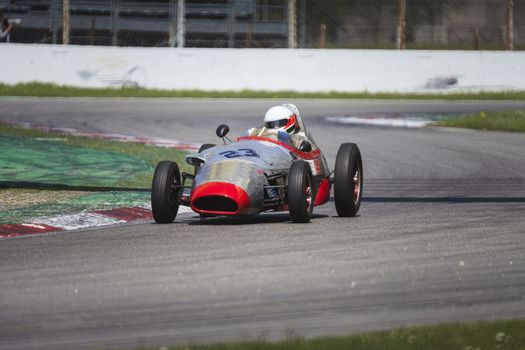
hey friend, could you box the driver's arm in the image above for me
[243,127,265,137]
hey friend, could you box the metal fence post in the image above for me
[62,0,69,45]
[396,0,406,50]
[90,18,96,45]
[177,0,185,48]
[245,0,255,48]
[288,0,297,48]
[319,23,326,48]
[228,0,235,48]
[299,0,306,48]
[505,0,514,51]
[112,0,118,46]
[50,0,58,44]
[168,0,176,47]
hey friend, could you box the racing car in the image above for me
[151,121,363,224]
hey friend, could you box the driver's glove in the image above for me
[277,130,292,145]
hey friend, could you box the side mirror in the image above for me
[216,124,230,138]
[299,140,312,152]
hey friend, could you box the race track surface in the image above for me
[1,98,525,349]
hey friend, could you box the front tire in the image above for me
[151,160,181,224]
[288,160,314,223]
[334,143,363,217]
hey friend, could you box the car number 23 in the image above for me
[219,148,259,159]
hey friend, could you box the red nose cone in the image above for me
[191,182,251,216]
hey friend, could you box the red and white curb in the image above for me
[1,120,201,151]
[0,205,193,239]
[326,115,433,128]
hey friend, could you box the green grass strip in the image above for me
[145,319,525,350]
[0,135,152,188]
[437,110,525,132]
[0,123,190,188]
[1,82,525,100]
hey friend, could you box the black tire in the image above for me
[151,160,181,224]
[198,143,216,153]
[334,143,363,217]
[288,160,315,223]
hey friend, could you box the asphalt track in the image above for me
[1,98,525,350]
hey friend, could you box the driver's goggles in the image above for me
[265,119,289,129]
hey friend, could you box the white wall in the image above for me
[2,43,524,93]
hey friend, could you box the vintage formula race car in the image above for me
[151,123,363,224]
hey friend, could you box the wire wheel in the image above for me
[353,167,361,206]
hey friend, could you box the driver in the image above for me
[244,104,311,151]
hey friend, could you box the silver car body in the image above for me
[185,136,330,216]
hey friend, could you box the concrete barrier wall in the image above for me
[2,44,524,92]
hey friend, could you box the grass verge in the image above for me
[144,319,524,350]
[1,82,525,100]
[437,110,525,132]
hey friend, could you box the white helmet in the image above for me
[264,106,299,134]
[282,103,300,119]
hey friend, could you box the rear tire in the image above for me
[334,143,363,217]
[288,160,314,223]
[151,160,181,224]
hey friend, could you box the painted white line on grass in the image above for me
[34,212,125,230]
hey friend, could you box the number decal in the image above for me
[239,149,259,157]
[219,150,242,159]
[220,149,259,159]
